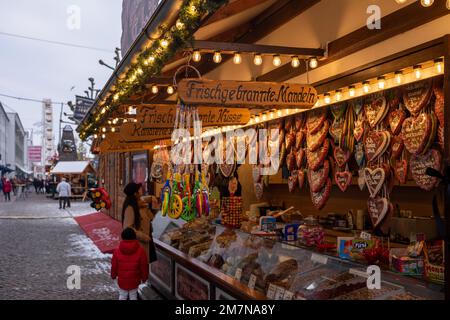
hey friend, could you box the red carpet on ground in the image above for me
[74,212,121,254]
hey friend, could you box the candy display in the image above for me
[297,216,324,247]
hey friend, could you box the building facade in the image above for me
[6,112,28,176]
[0,102,9,166]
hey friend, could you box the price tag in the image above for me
[283,290,294,300]
[235,268,242,281]
[266,284,277,299]
[248,274,257,290]
[311,253,328,265]
[274,287,286,300]
[359,231,372,240]
[349,268,368,278]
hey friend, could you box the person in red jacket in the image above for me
[111,227,149,300]
[3,178,12,202]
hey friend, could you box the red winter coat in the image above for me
[3,181,12,193]
[111,240,149,290]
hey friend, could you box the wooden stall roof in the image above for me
[50,161,96,175]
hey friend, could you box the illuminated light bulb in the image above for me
[395,71,404,85]
[176,20,184,30]
[377,76,386,90]
[101,108,106,114]
[335,90,342,102]
[414,65,422,79]
[123,119,128,123]
[395,0,408,3]
[167,86,174,95]
[147,56,155,64]
[133,119,138,123]
[324,93,331,104]
[93,134,98,139]
[291,56,300,68]
[349,86,356,97]
[272,55,282,67]
[315,99,321,107]
[213,51,222,64]
[160,39,169,48]
[192,49,201,62]
[363,81,371,94]
[434,58,443,74]
[233,52,242,64]
[262,113,267,121]
[255,116,260,123]
[309,57,318,69]
[284,109,291,115]
[137,68,143,75]
[108,120,112,125]
[102,134,106,139]
[420,0,434,7]
[447,0,450,9]
[249,118,254,124]
[295,108,299,112]
[189,5,197,15]
[111,127,116,133]
[113,94,119,101]
[277,110,283,117]
[269,111,275,119]
[253,53,263,66]
[102,127,106,133]
[151,85,159,94]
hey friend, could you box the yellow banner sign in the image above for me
[177,78,317,108]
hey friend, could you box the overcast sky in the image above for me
[0,0,122,145]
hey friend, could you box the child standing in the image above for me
[111,228,149,300]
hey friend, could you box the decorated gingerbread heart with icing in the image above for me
[367,197,389,228]
[295,114,305,131]
[252,165,261,183]
[307,139,330,171]
[288,171,298,193]
[310,178,332,210]
[329,120,343,143]
[335,171,352,192]
[308,160,330,193]
[388,109,406,136]
[401,113,431,155]
[364,167,386,198]
[365,96,388,128]
[286,150,296,172]
[391,135,404,159]
[285,131,295,151]
[433,86,444,126]
[394,159,408,184]
[410,148,442,191]
[254,182,264,200]
[306,109,327,134]
[403,80,432,115]
[364,131,390,162]
[296,149,305,168]
[334,147,351,168]
[307,120,329,152]
[298,170,306,189]
[355,142,365,167]
[295,130,305,150]
[353,119,364,142]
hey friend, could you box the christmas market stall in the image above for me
[77,0,450,300]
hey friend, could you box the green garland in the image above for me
[79,0,228,140]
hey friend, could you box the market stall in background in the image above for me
[77,0,450,300]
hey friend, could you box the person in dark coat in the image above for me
[111,228,149,300]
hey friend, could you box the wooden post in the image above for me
[443,34,450,301]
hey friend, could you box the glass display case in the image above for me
[152,215,444,300]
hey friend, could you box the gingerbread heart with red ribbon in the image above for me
[286,150,296,172]
[365,96,388,128]
[364,167,386,198]
[306,109,327,134]
[403,80,432,115]
[394,159,408,184]
[353,119,364,142]
[401,113,431,155]
[388,109,406,136]
[295,130,305,150]
[288,171,298,193]
[367,197,389,228]
[335,171,352,192]
[296,149,305,168]
[329,120,344,143]
[298,170,306,189]
[295,114,305,131]
[364,131,390,162]
[310,178,332,210]
[308,160,330,193]
[307,139,330,171]
[307,120,329,152]
[391,135,404,159]
[334,147,351,168]
[410,148,442,191]
[285,131,295,151]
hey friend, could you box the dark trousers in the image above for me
[4,192,10,201]
[59,197,70,209]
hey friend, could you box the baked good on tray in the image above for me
[265,259,299,289]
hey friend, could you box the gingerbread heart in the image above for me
[307,120,329,152]
[355,143,365,167]
[410,148,442,191]
[310,178,332,210]
[220,163,235,178]
[365,96,388,128]
[307,139,330,171]
[298,170,306,189]
[285,117,294,131]
[367,197,389,228]
[288,171,298,193]
[352,101,363,115]
[335,171,352,192]
[295,130,305,150]
[423,112,438,155]
[334,147,351,168]
[286,151,296,172]
[438,125,444,151]
[308,160,330,193]
[252,165,261,183]
[285,131,295,151]
[306,109,327,134]
[357,169,366,191]
[433,86,444,126]
[364,131,390,162]
[330,104,346,120]
[403,80,432,115]
[254,182,264,200]
[394,159,408,184]
[402,113,431,155]
[295,114,305,131]
[353,119,364,142]
[296,149,305,168]
[388,109,406,135]
[391,135,404,159]
[329,120,343,143]
[364,167,386,198]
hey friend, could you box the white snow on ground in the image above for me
[65,233,111,260]
[92,227,120,243]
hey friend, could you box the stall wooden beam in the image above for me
[257,0,450,82]
[188,40,324,57]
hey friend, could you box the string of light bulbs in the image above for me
[395,0,450,9]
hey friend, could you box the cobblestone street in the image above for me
[0,193,119,300]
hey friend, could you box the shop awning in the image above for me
[50,161,96,175]
[15,164,33,175]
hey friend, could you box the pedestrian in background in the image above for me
[111,228,149,300]
[56,177,71,209]
[3,178,12,202]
